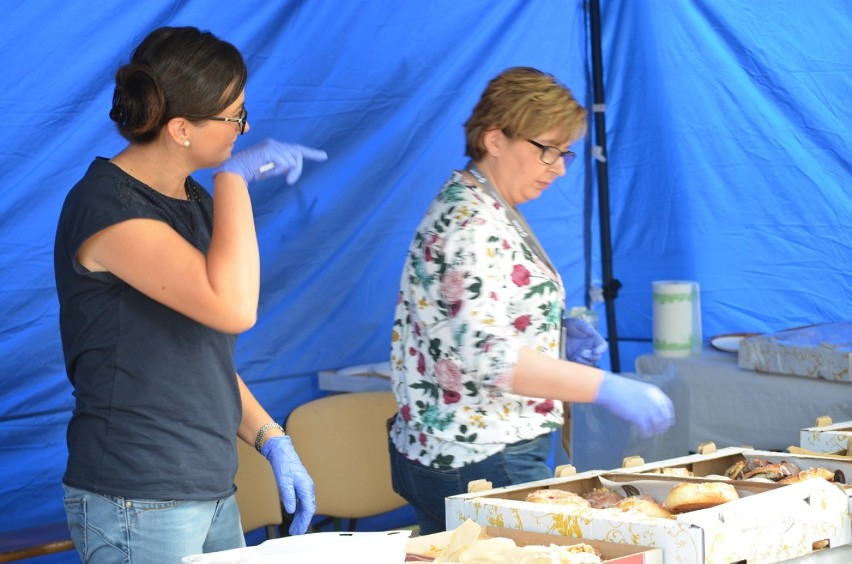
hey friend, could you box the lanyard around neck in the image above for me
[465,162,557,276]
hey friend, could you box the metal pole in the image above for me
[588,0,622,372]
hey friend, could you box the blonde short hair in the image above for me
[464,67,587,161]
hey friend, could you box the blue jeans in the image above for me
[388,433,553,535]
[63,484,245,563]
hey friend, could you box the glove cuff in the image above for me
[592,371,618,405]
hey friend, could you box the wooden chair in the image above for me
[285,391,409,532]
[234,439,283,539]
[0,522,74,562]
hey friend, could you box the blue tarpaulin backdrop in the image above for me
[1,1,850,558]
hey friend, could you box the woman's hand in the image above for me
[564,317,608,365]
[261,435,316,535]
[594,372,675,437]
[214,139,327,185]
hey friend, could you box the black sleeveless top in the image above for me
[54,158,240,500]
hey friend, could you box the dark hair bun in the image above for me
[111,63,166,143]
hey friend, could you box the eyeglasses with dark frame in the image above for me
[208,107,248,135]
[526,138,576,166]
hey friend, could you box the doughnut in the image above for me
[525,489,590,508]
[582,487,623,509]
[664,482,739,513]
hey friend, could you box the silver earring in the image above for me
[183,139,190,147]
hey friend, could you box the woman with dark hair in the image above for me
[54,26,326,562]
[388,67,674,534]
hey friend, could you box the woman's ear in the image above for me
[166,117,190,148]
[482,128,505,158]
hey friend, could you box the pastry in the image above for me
[664,482,739,513]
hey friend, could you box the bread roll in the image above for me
[664,482,739,513]
[616,496,674,519]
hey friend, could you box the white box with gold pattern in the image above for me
[445,469,850,563]
[801,418,852,455]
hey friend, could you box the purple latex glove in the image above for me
[261,435,316,535]
[594,372,675,437]
[564,317,608,365]
[214,139,328,185]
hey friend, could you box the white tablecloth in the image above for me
[635,347,852,452]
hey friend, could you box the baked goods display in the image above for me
[663,481,740,513]
[724,457,840,484]
[529,483,741,517]
[525,488,590,508]
[521,453,844,525]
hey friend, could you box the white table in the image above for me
[635,347,852,452]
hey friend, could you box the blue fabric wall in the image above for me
[597,1,852,363]
[0,0,590,547]
[1,0,850,555]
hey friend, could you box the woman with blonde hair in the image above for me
[388,67,673,534]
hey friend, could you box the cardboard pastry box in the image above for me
[738,322,852,382]
[445,463,850,564]
[619,445,851,484]
[801,418,852,455]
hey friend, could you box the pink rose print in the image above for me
[409,347,417,356]
[419,433,427,446]
[534,399,555,415]
[401,404,411,422]
[417,352,426,375]
[441,270,465,303]
[513,315,531,332]
[434,359,463,391]
[502,240,511,250]
[511,264,531,286]
[489,291,498,300]
[442,389,461,404]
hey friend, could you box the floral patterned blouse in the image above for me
[389,171,565,469]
